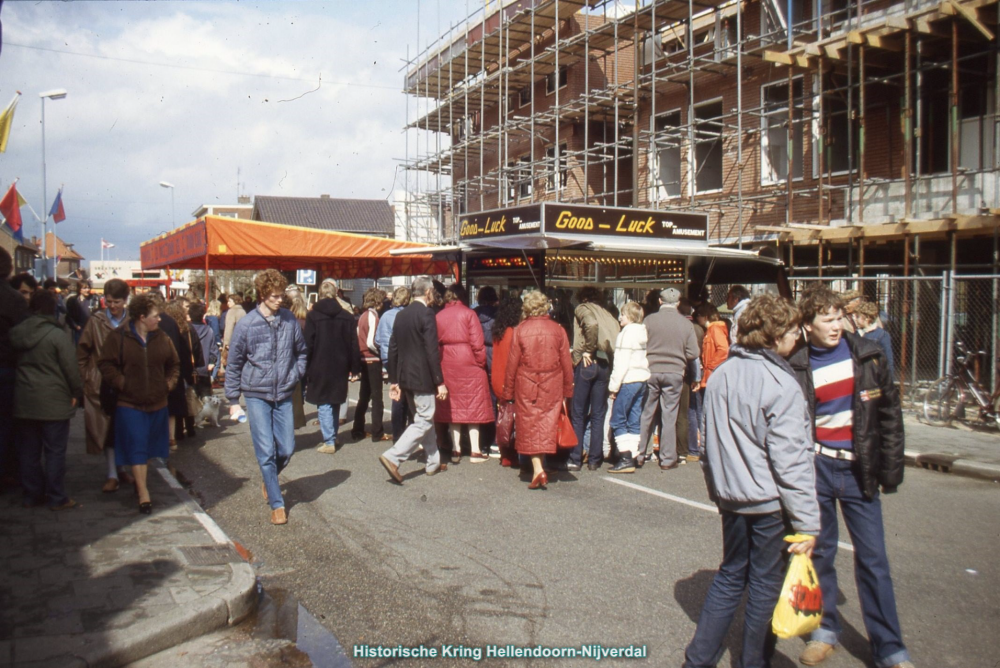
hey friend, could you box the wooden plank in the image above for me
[947,0,996,39]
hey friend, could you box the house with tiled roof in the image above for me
[251,195,394,238]
[43,232,85,278]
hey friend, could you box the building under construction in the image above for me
[402,0,1000,277]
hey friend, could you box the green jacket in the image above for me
[10,314,83,421]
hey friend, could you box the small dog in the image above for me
[196,395,223,428]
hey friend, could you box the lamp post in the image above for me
[40,88,67,279]
[159,181,175,228]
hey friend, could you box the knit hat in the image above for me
[660,287,681,305]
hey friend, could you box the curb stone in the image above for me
[904,449,1000,482]
[63,462,257,668]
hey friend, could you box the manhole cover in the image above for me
[181,545,244,566]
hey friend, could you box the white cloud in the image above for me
[0,0,469,262]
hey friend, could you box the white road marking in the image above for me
[603,476,854,553]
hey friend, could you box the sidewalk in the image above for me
[0,414,256,668]
[903,414,1000,482]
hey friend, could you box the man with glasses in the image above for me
[77,278,132,493]
[226,270,307,525]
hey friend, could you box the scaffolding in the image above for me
[400,0,1000,258]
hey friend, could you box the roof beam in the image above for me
[942,0,995,39]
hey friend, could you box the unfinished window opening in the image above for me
[546,67,569,95]
[820,74,858,176]
[694,101,724,193]
[762,78,804,184]
[517,156,533,199]
[519,86,532,108]
[919,65,951,174]
[653,110,682,198]
[546,143,569,191]
[959,54,995,171]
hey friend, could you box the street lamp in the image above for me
[40,88,67,279]
[159,181,175,228]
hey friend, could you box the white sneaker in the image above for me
[489,445,501,458]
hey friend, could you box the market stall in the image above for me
[140,215,455,300]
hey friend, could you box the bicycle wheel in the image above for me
[923,377,959,426]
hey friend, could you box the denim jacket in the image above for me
[225,306,307,405]
[375,306,403,368]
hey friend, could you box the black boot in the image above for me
[608,455,636,474]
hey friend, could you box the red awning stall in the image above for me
[140,215,453,279]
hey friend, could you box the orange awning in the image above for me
[140,215,453,279]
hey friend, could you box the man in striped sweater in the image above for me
[789,287,912,668]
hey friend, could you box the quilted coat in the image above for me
[500,316,574,456]
[434,301,494,424]
[224,307,307,405]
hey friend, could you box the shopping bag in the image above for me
[772,535,823,639]
[496,401,515,447]
[557,400,578,448]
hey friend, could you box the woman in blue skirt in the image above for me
[98,293,179,514]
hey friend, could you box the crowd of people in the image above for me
[0,244,913,667]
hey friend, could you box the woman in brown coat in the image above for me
[501,290,574,490]
[98,294,179,514]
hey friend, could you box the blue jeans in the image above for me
[317,403,341,446]
[811,456,909,668]
[17,419,70,507]
[570,359,610,467]
[245,397,296,510]
[684,511,787,668]
[688,388,704,456]
[0,367,16,482]
[610,382,646,438]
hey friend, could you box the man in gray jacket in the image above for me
[684,293,819,668]
[636,287,699,470]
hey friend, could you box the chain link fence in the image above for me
[784,274,1000,405]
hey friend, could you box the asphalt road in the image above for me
[170,386,1000,668]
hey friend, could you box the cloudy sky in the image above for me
[0,0,470,263]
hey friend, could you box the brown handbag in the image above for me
[496,401,515,446]
[556,400,578,448]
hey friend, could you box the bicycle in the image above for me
[922,341,1000,428]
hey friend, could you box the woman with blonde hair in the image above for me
[500,290,574,489]
[607,301,650,474]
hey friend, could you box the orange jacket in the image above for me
[700,320,730,388]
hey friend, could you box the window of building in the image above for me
[653,110,683,198]
[820,77,858,176]
[517,156,533,199]
[546,67,568,95]
[761,78,804,184]
[760,0,811,46]
[519,86,532,108]
[546,143,568,190]
[694,100,724,193]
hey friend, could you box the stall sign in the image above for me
[458,205,542,241]
[141,221,208,268]
[543,204,707,242]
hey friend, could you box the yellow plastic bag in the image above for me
[772,535,823,639]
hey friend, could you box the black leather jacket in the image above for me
[788,333,905,499]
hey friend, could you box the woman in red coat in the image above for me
[500,290,574,490]
[435,284,495,463]
[491,297,523,468]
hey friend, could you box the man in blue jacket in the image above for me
[226,269,307,525]
[374,286,412,442]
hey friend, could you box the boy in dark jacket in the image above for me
[789,287,913,668]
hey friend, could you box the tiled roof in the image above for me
[252,196,394,236]
[45,232,84,260]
